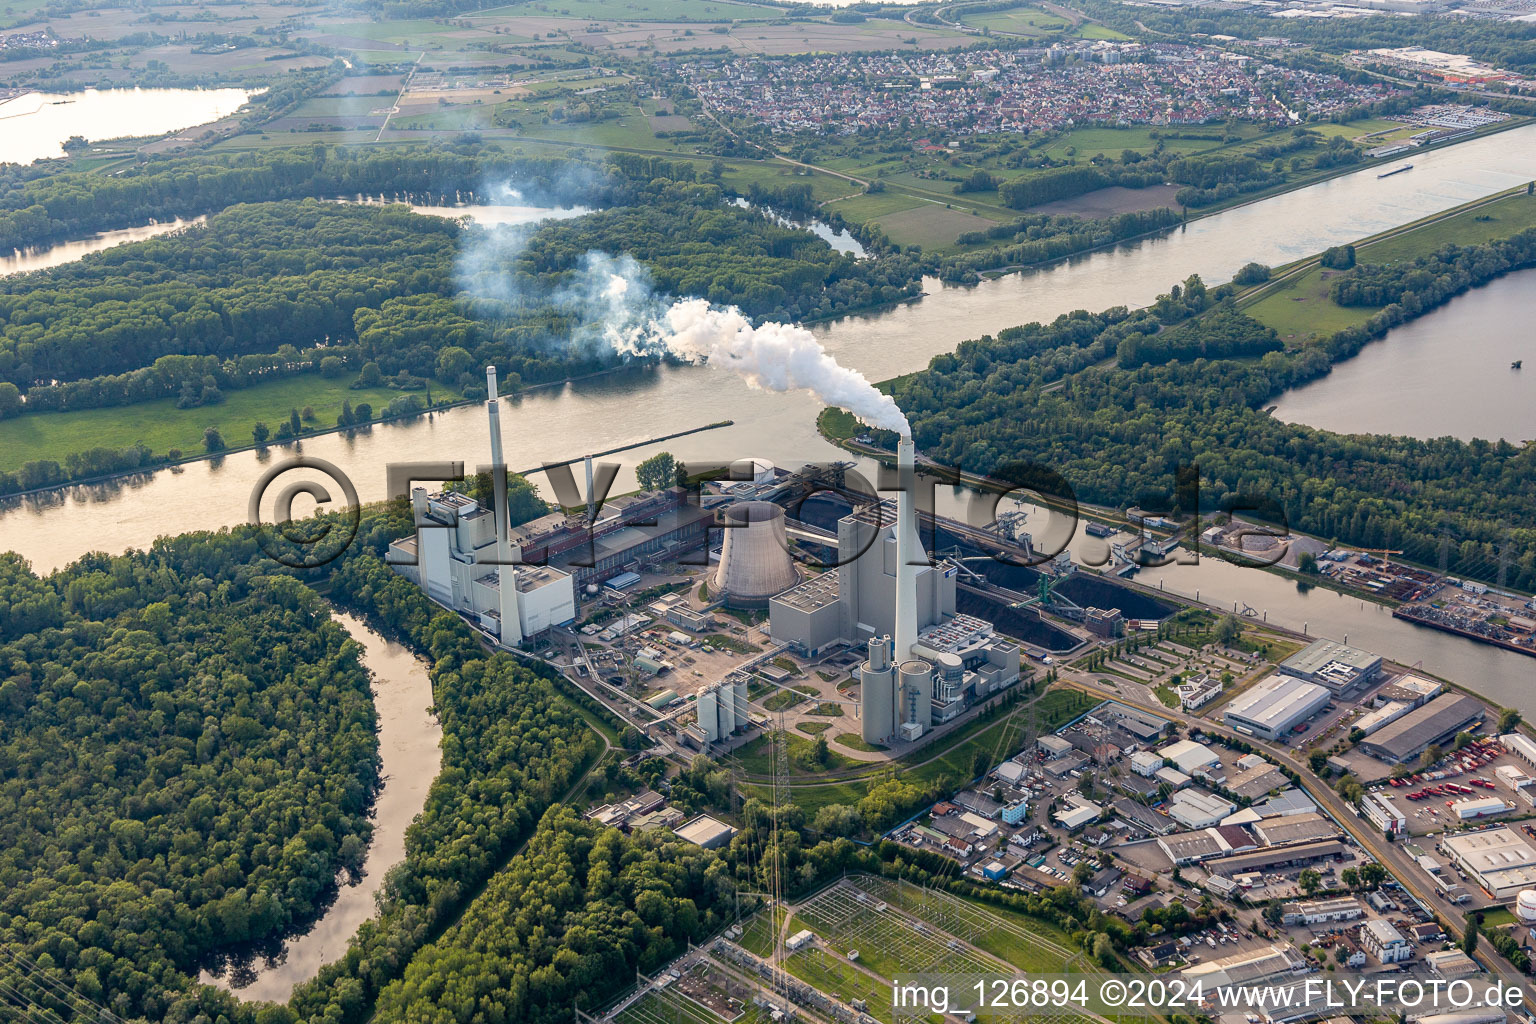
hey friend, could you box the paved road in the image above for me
[1058,676,1536,998]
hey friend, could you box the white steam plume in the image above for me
[458,186,909,432]
[600,277,909,434]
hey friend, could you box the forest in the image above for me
[1078,0,1536,76]
[890,230,1536,590]
[0,143,614,255]
[0,159,930,495]
[0,552,379,1020]
[370,808,734,1024]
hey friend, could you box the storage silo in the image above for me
[716,680,736,736]
[860,635,896,744]
[899,660,933,730]
[711,501,800,608]
[696,684,720,743]
[732,678,750,734]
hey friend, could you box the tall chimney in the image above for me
[585,453,596,523]
[486,365,522,646]
[895,435,918,662]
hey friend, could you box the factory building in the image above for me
[1357,694,1485,764]
[1443,827,1536,901]
[1280,897,1363,926]
[1362,792,1407,835]
[1361,919,1412,964]
[1179,945,1306,988]
[1278,639,1382,694]
[1354,701,1411,737]
[775,438,1016,745]
[1158,739,1222,775]
[1224,674,1330,740]
[1168,790,1237,829]
[1375,673,1442,708]
[387,371,578,647]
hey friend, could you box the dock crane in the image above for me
[1354,548,1404,568]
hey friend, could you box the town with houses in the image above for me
[686,43,1403,136]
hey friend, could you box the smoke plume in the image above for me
[461,181,910,433]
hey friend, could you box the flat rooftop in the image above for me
[1281,638,1380,675]
[774,571,839,612]
[1225,675,1328,731]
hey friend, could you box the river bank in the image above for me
[200,607,440,1002]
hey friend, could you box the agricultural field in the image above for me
[0,374,460,473]
[480,0,788,21]
[958,5,1074,37]
[1245,190,1536,342]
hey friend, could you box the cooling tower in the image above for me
[711,501,799,608]
[899,660,933,730]
[860,635,897,744]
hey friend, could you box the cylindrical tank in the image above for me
[711,501,799,608]
[1518,890,1536,923]
[860,663,896,744]
[717,680,736,736]
[899,660,933,729]
[697,685,720,743]
[732,678,750,733]
[867,635,892,673]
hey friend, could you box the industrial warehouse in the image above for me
[1223,674,1331,740]
[1441,827,1536,901]
[1278,638,1383,693]
[1357,693,1487,763]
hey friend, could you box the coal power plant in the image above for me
[769,436,1021,745]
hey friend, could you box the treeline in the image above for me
[0,201,457,389]
[892,243,1536,589]
[0,492,609,1024]
[512,177,924,321]
[0,553,380,1020]
[1115,304,1284,368]
[1078,0,1536,77]
[945,207,1182,279]
[370,809,733,1023]
[0,142,616,254]
[1328,233,1536,311]
[997,162,1163,210]
[989,129,1370,214]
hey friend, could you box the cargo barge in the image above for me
[1378,164,1414,178]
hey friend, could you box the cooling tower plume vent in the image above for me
[711,501,800,608]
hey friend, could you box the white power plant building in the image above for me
[388,367,576,645]
[773,437,1017,745]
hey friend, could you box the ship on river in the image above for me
[1378,164,1413,178]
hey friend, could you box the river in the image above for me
[0,87,257,165]
[2,217,207,277]
[200,609,440,1002]
[1271,267,1536,444]
[3,123,1535,704]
